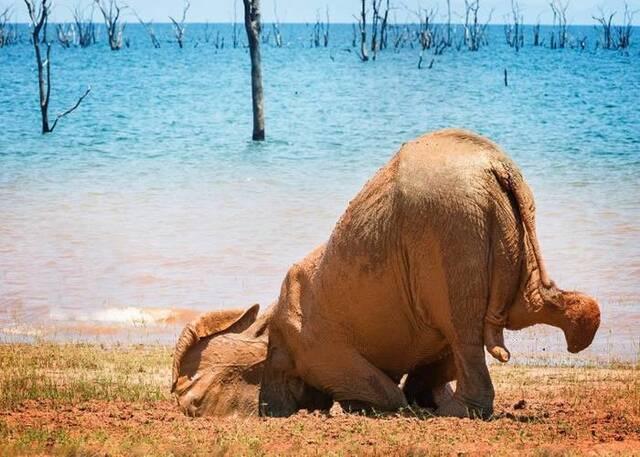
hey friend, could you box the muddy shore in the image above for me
[0,343,638,456]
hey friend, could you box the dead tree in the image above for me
[324,5,329,47]
[355,0,368,61]
[504,0,523,51]
[379,0,389,50]
[416,6,436,67]
[463,0,492,51]
[94,0,125,50]
[313,9,322,47]
[370,0,382,59]
[615,3,635,50]
[242,0,265,141]
[593,9,615,49]
[24,0,90,134]
[445,0,452,46]
[134,11,160,48]
[549,0,568,49]
[56,23,73,47]
[272,1,283,47]
[170,1,190,49]
[73,6,96,47]
[232,0,239,48]
[532,16,541,46]
[0,6,19,46]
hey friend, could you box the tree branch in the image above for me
[49,86,91,132]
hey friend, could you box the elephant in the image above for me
[258,128,601,419]
[171,304,270,417]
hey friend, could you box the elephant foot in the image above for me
[436,393,493,419]
[433,383,493,419]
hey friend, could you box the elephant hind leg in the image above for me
[305,348,408,414]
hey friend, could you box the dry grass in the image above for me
[0,343,638,456]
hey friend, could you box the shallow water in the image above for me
[0,24,639,360]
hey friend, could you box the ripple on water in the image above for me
[0,24,638,358]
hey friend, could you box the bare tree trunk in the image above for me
[324,5,329,47]
[134,11,161,48]
[379,0,389,50]
[446,0,452,46]
[593,9,615,50]
[233,0,239,48]
[355,0,368,61]
[243,0,265,141]
[169,0,190,48]
[371,0,381,59]
[25,0,90,134]
[94,0,126,51]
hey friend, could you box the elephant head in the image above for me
[506,286,601,354]
[171,304,270,417]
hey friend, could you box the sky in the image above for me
[7,0,638,25]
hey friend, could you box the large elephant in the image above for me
[259,128,600,418]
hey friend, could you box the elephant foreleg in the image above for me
[305,348,408,414]
[437,343,494,419]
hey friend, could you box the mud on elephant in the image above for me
[258,129,600,419]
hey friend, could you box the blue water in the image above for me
[0,24,639,361]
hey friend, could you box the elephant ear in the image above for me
[171,304,260,392]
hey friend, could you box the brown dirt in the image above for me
[0,343,638,456]
[2,388,639,456]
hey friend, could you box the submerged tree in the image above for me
[134,10,160,48]
[532,16,541,46]
[355,0,368,61]
[73,5,96,47]
[170,0,190,49]
[272,0,283,47]
[593,8,615,49]
[549,0,568,49]
[463,0,492,51]
[0,6,19,47]
[615,2,635,50]
[232,0,239,48]
[242,0,265,141]
[24,0,91,134]
[94,0,125,50]
[504,0,523,51]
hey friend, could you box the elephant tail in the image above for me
[171,304,261,393]
[491,161,553,310]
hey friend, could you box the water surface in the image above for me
[1,24,638,361]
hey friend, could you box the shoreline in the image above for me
[1,342,638,455]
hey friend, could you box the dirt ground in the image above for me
[0,343,638,456]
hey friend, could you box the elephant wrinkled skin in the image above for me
[259,128,601,418]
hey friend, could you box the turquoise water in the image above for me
[1,25,639,360]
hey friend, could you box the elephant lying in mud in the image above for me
[258,128,601,419]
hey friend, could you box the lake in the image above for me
[0,24,638,362]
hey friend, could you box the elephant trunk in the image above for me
[507,289,601,354]
[546,291,601,353]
